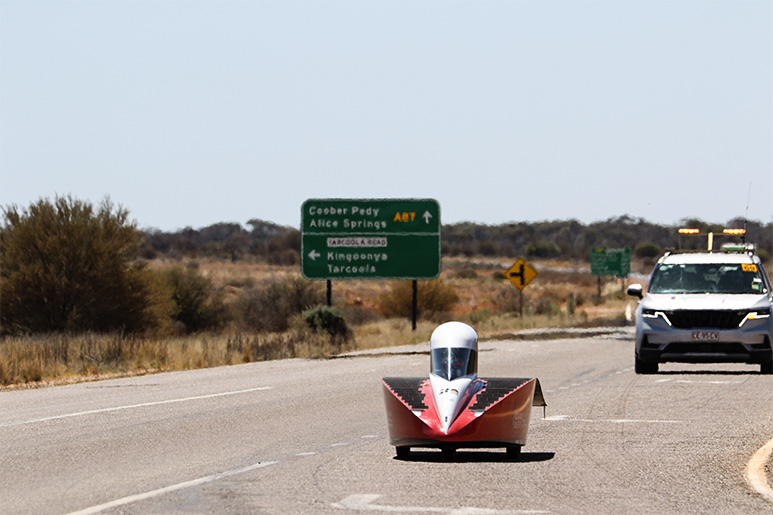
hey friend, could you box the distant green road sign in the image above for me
[301,199,441,280]
[590,247,631,277]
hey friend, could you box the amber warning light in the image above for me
[678,228,700,234]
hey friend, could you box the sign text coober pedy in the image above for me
[301,199,441,280]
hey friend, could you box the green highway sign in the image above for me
[590,246,631,277]
[301,199,441,280]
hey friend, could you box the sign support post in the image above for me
[412,280,418,331]
[504,258,538,317]
[590,247,631,302]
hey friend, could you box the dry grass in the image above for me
[0,329,346,388]
[1,257,635,388]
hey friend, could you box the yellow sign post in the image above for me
[505,258,537,317]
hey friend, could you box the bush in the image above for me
[238,276,324,332]
[495,284,524,314]
[525,240,561,258]
[634,242,661,259]
[535,298,561,316]
[162,265,229,333]
[0,196,167,334]
[454,268,478,279]
[302,306,351,341]
[465,308,493,325]
[378,280,459,320]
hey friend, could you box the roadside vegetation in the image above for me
[2,195,771,387]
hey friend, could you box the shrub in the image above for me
[454,268,478,279]
[465,308,493,325]
[491,270,506,282]
[378,280,459,320]
[535,298,561,316]
[302,305,351,342]
[525,240,561,258]
[634,242,661,259]
[162,266,229,333]
[238,276,324,332]
[0,196,167,334]
[494,284,524,314]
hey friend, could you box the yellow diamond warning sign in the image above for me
[505,258,537,290]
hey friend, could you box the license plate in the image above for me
[691,331,719,342]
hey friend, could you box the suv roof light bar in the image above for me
[677,228,748,251]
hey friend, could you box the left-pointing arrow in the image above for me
[308,250,320,260]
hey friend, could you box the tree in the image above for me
[0,196,166,334]
[525,240,561,258]
[163,265,228,333]
[634,242,661,259]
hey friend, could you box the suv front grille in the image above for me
[665,310,745,329]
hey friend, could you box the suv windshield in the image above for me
[649,263,766,294]
[431,347,477,380]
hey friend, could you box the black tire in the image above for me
[635,352,658,374]
[506,445,522,459]
[395,446,410,458]
[441,447,456,461]
[761,359,773,375]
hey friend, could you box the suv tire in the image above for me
[635,352,658,374]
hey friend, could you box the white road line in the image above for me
[332,494,549,513]
[745,436,773,504]
[1,386,272,427]
[655,379,742,384]
[66,460,278,515]
[544,415,680,424]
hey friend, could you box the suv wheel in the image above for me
[635,352,658,374]
[761,359,773,375]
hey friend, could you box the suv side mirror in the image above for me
[627,284,643,299]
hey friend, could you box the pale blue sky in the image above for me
[1,0,771,231]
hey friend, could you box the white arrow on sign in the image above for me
[423,211,432,224]
[308,250,321,260]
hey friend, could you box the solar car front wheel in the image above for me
[507,445,522,459]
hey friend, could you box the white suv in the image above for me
[627,247,773,374]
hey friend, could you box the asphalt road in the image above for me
[2,327,772,514]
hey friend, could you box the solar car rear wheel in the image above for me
[395,446,410,459]
[506,445,522,459]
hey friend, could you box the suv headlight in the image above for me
[642,308,672,326]
[739,307,771,327]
